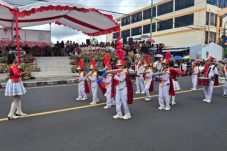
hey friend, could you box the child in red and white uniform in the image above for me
[75,59,88,101]
[5,53,27,120]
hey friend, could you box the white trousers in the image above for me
[8,96,23,117]
[204,80,214,100]
[192,75,198,89]
[91,86,99,103]
[106,86,112,107]
[136,77,145,92]
[158,85,170,108]
[144,81,151,97]
[115,87,130,115]
[223,81,227,95]
[78,84,87,99]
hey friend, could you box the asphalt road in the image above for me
[0,77,226,151]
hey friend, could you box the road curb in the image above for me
[0,79,77,89]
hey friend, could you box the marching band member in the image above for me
[5,53,27,120]
[103,64,113,109]
[102,55,115,109]
[169,61,185,105]
[222,61,227,97]
[191,60,200,91]
[202,56,219,103]
[113,59,133,120]
[88,58,99,105]
[75,59,89,101]
[135,60,145,94]
[113,36,133,120]
[157,59,172,111]
[144,55,153,102]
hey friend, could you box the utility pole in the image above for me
[150,0,153,38]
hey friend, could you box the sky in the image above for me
[22,0,161,43]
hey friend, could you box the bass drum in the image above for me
[198,77,210,86]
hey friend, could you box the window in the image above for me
[207,0,216,5]
[157,19,173,31]
[131,12,142,23]
[121,16,131,26]
[207,0,227,8]
[143,7,156,20]
[157,1,173,16]
[206,12,217,26]
[175,0,194,11]
[113,32,119,39]
[205,31,216,44]
[131,27,142,36]
[143,24,156,34]
[121,30,130,38]
[175,14,194,28]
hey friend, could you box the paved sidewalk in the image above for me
[0,76,77,89]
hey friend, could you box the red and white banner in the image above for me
[0,28,51,48]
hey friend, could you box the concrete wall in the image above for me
[153,29,205,46]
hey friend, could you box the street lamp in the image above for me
[150,0,153,38]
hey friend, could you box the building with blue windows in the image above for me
[107,0,227,47]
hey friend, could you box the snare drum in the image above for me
[198,77,210,86]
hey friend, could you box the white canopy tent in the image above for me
[0,0,120,63]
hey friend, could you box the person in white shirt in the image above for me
[191,60,200,90]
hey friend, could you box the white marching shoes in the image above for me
[122,114,131,120]
[135,91,140,94]
[76,97,81,101]
[164,106,171,111]
[158,106,171,111]
[158,106,165,110]
[145,98,152,102]
[103,106,111,109]
[90,102,97,105]
[16,112,27,116]
[8,115,19,120]
[202,99,211,103]
[202,99,207,102]
[113,114,123,119]
[141,91,145,94]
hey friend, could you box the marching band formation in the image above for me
[4,50,227,121]
[71,52,227,120]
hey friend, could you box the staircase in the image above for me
[33,57,72,78]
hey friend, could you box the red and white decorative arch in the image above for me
[0,0,120,63]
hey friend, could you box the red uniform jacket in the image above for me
[9,65,22,83]
[169,67,184,81]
